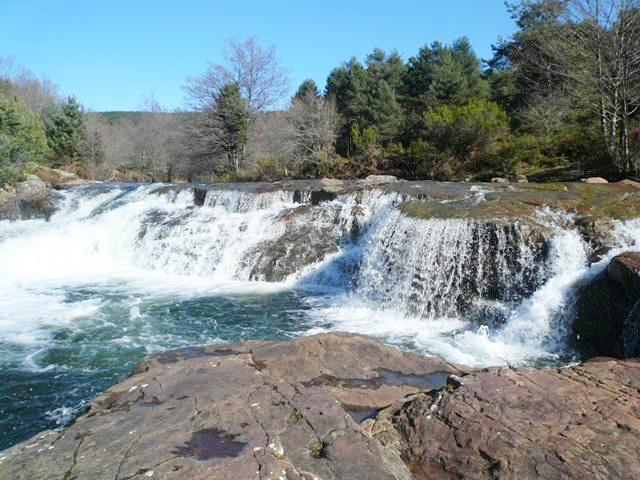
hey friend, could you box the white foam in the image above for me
[3,184,640,370]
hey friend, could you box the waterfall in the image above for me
[348,210,548,319]
[2,183,640,367]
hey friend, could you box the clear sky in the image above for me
[0,0,517,111]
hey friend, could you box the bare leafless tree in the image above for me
[529,0,640,172]
[283,94,340,171]
[84,113,105,180]
[0,55,60,118]
[184,37,290,113]
[182,37,290,177]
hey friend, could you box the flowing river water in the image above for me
[1,183,640,449]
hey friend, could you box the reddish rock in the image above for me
[608,252,640,297]
[379,359,640,480]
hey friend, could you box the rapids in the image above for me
[1,182,639,449]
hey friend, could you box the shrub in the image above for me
[424,99,509,170]
[254,156,288,181]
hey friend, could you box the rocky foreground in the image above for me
[1,333,639,480]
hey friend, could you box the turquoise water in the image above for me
[0,287,320,449]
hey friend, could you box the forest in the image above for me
[2,0,640,188]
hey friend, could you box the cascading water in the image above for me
[1,182,640,450]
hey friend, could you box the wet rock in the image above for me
[364,175,398,184]
[574,216,616,261]
[384,359,640,480]
[583,176,609,184]
[246,203,360,281]
[445,374,464,389]
[292,189,338,205]
[491,177,509,183]
[572,252,640,358]
[192,187,207,206]
[608,252,640,297]
[0,333,462,480]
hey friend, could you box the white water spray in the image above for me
[2,184,640,368]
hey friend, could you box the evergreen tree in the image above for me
[326,50,405,155]
[293,79,320,101]
[210,83,249,173]
[0,94,48,186]
[45,95,87,167]
[325,58,369,155]
[402,38,489,143]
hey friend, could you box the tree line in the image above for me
[2,0,640,189]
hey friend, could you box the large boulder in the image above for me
[363,175,398,185]
[491,177,509,183]
[3,334,640,480]
[36,167,78,187]
[608,252,640,296]
[15,174,47,199]
[618,179,640,189]
[0,175,59,220]
[514,174,528,183]
[572,252,640,358]
[583,176,609,184]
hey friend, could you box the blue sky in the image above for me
[0,0,517,111]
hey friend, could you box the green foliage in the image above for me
[293,79,319,101]
[351,125,377,153]
[409,139,456,180]
[424,99,509,165]
[254,155,288,180]
[214,83,249,172]
[404,38,489,110]
[551,124,608,172]
[45,96,87,167]
[300,153,334,178]
[0,94,48,186]
[326,50,405,153]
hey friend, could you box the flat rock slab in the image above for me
[2,334,640,480]
[0,333,462,480]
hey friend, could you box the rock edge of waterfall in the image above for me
[2,332,639,480]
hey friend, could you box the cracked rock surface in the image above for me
[386,358,640,480]
[2,333,640,480]
[0,333,461,480]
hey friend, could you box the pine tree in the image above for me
[293,79,320,101]
[210,84,249,173]
[0,94,48,186]
[45,96,87,167]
